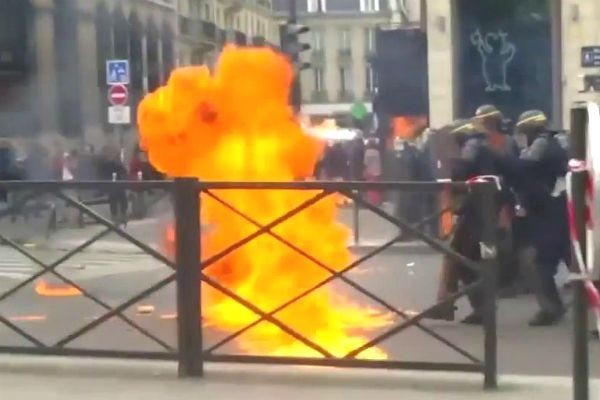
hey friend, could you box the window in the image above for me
[339,28,351,50]
[217,8,223,25]
[365,27,375,52]
[360,0,380,12]
[314,67,324,91]
[328,0,361,12]
[339,67,353,94]
[308,0,326,13]
[312,29,323,51]
[365,66,375,92]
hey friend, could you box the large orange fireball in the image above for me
[138,46,391,359]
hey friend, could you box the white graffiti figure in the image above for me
[470,29,516,92]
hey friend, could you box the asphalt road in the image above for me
[0,196,598,378]
[0,241,597,378]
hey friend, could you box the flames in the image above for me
[138,46,391,359]
[35,279,82,297]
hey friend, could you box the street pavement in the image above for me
[0,203,599,394]
[1,356,598,400]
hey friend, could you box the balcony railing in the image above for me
[179,16,218,45]
[311,90,328,103]
[338,48,353,66]
[363,88,376,101]
[251,36,267,46]
[338,90,355,102]
[311,49,325,65]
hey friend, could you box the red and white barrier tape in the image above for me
[566,159,600,329]
[466,175,502,191]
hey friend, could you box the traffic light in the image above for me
[280,22,311,112]
[280,23,311,70]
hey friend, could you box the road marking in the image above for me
[0,272,32,280]
[0,252,167,280]
[9,315,46,322]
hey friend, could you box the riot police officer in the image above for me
[472,105,523,294]
[497,110,570,326]
[427,118,491,323]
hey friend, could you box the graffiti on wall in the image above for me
[470,29,516,92]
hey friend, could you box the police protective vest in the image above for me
[519,131,568,207]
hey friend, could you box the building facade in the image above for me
[0,0,177,146]
[274,0,406,123]
[178,0,279,67]
[426,0,600,129]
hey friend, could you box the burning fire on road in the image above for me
[35,279,82,297]
[138,46,392,359]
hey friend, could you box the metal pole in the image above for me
[353,191,360,245]
[474,182,498,390]
[288,0,302,113]
[570,105,589,400]
[289,0,297,23]
[174,178,203,377]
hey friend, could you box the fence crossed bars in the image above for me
[0,179,498,389]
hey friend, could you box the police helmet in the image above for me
[447,119,476,136]
[515,110,548,133]
[474,104,503,120]
[473,105,504,133]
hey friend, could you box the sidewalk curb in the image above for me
[0,355,597,399]
[349,241,436,254]
[24,240,435,256]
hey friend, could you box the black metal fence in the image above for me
[0,179,499,388]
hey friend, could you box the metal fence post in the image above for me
[474,182,498,390]
[353,191,360,245]
[570,105,589,400]
[174,178,203,377]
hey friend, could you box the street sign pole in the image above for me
[106,60,131,148]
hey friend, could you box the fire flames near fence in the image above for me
[138,46,394,359]
[0,46,498,389]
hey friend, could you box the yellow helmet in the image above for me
[515,110,548,132]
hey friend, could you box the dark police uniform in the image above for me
[496,110,570,326]
[427,118,498,324]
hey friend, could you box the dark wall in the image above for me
[372,28,429,140]
[54,0,83,137]
[456,0,554,121]
[0,0,36,137]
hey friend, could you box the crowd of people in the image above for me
[313,105,595,333]
[426,105,579,329]
[313,126,437,238]
[0,141,162,223]
[0,109,595,334]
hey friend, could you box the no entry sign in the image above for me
[108,84,128,106]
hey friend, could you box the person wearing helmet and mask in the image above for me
[434,106,516,324]
[427,118,503,324]
[471,105,523,295]
[495,110,570,326]
[426,119,478,322]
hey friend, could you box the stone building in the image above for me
[273,0,400,122]
[178,0,278,67]
[0,0,177,146]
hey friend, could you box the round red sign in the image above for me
[108,84,128,106]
